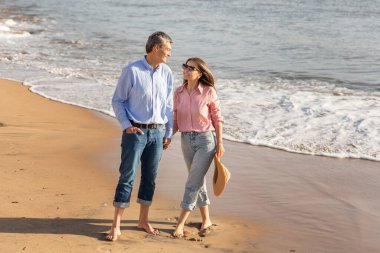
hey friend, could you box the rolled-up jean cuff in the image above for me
[180,202,196,211]
[137,198,152,206]
[113,201,130,208]
[197,200,211,208]
[181,200,210,211]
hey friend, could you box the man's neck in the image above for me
[146,54,160,69]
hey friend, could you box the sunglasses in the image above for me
[182,63,199,72]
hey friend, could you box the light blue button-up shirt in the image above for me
[112,56,174,138]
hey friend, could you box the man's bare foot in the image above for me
[105,227,121,241]
[137,222,159,235]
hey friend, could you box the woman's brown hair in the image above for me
[183,57,215,88]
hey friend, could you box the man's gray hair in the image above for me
[145,31,173,53]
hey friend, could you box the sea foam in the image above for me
[218,77,380,161]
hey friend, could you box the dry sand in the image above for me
[1,78,380,253]
[0,79,258,253]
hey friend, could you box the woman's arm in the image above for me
[214,122,225,157]
[209,87,225,157]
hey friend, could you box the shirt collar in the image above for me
[178,85,186,93]
[142,55,161,71]
[198,83,204,94]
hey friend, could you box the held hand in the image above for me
[163,138,171,150]
[125,126,144,135]
[216,143,225,157]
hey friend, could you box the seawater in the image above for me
[1,0,379,161]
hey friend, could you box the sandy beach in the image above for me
[0,79,258,253]
[1,78,380,253]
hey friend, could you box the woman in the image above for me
[172,57,225,237]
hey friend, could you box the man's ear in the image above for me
[153,44,160,52]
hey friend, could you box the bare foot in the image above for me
[199,226,213,237]
[201,220,213,230]
[171,225,184,238]
[199,221,214,237]
[106,227,121,241]
[137,222,159,235]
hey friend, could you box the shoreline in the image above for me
[6,75,379,163]
[1,78,380,253]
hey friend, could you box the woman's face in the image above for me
[182,60,202,82]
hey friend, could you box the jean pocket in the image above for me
[158,127,165,135]
[197,132,214,145]
[121,131,143,146]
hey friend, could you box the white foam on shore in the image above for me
[218,77,380,162]
[0,19,31,38]
[25,77,116,118]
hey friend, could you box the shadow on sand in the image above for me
[0,217,174,240]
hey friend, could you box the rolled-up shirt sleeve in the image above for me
[209,88,224,127]
[112,67,133,131]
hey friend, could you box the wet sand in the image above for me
[160,133,380,252]
[1,78,380,253]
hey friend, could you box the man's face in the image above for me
[156,41,172,63]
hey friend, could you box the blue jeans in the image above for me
[113,127,164,208]
[180,131,216,211]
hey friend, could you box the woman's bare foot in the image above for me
[201,220,213,230]
[172,224,184,238]
[199,220,213,237]
[105,227,121,241]
[137,222,160,235]
[199,226,213,237]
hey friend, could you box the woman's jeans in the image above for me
[180,131,216,211]
[113,127,164,208]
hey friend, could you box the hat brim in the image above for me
[213,155,231,197]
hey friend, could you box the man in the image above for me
[106,31,173,241]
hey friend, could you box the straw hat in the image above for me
[213,155,231,197]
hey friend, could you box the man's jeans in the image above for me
[180,131,216,211]
[113,127,164,208]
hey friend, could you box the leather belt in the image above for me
[130,120,162,129]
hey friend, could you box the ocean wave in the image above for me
[218,77,380,162]
[0,19,31,38]
[0,5,50,40]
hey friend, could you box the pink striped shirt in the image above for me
[173,83,224,133]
